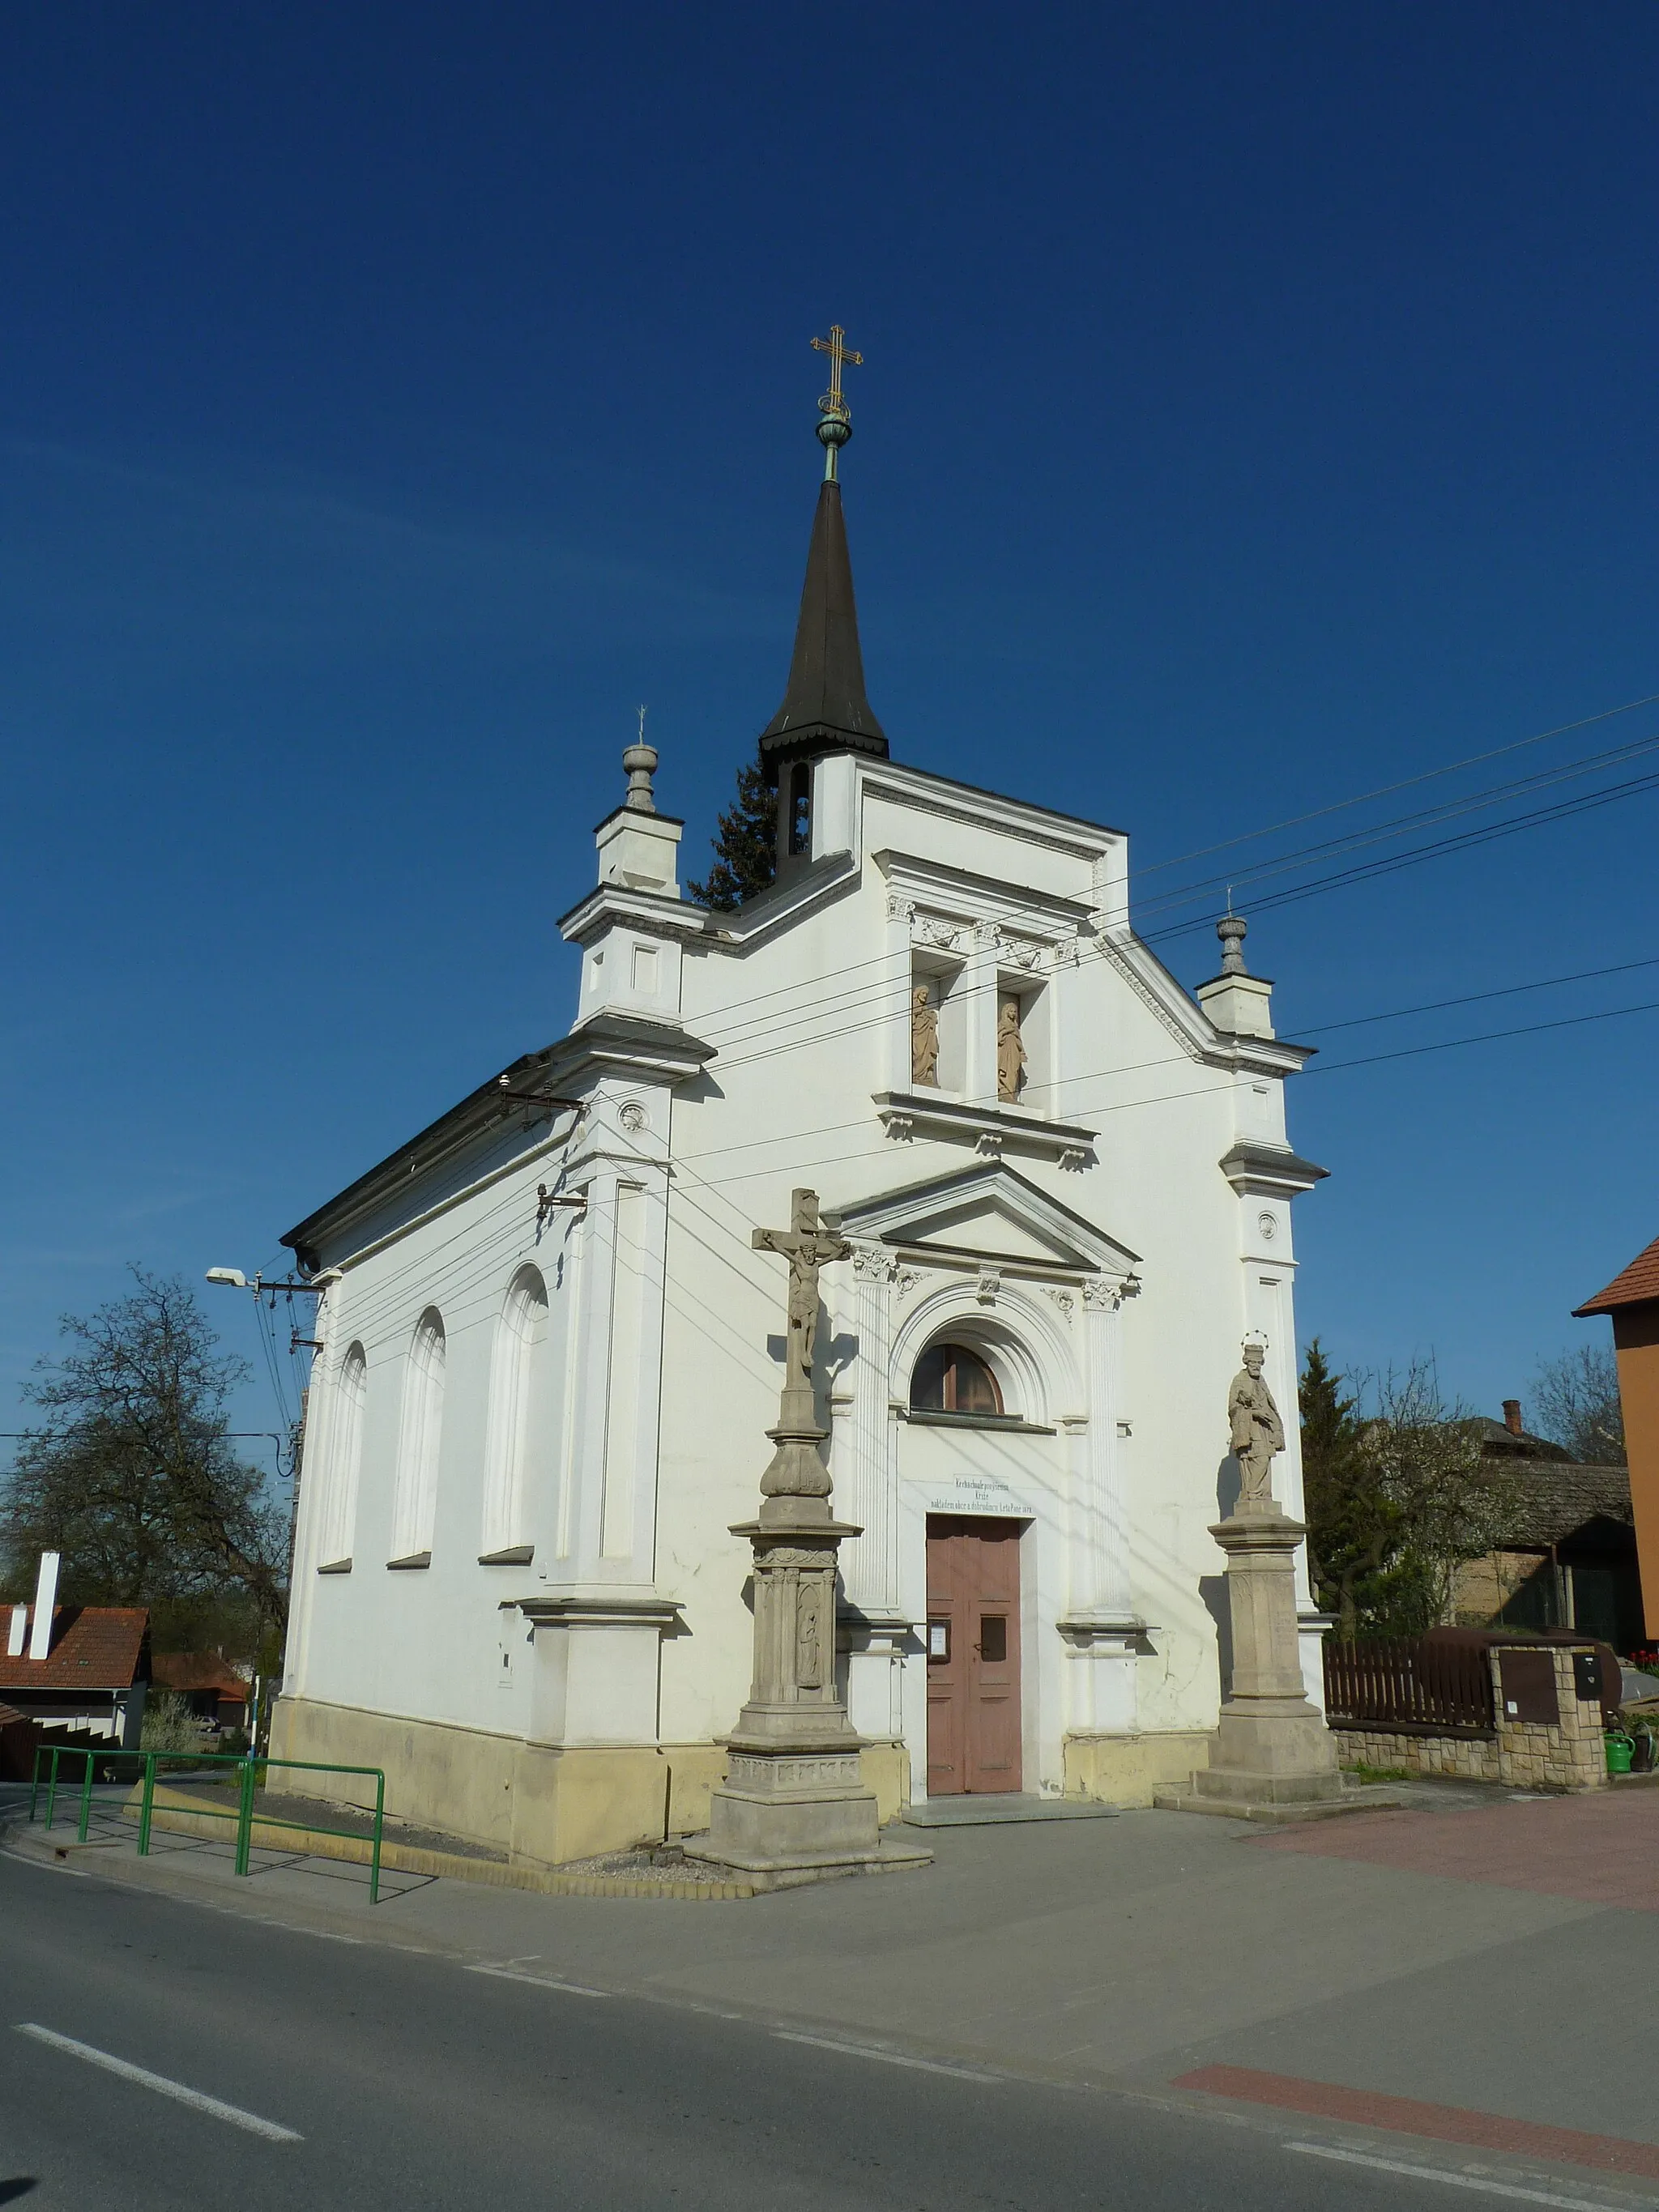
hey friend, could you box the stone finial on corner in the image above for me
[1218,910,1248,977]
[623,708,658,813]
[1196,906,1275,1041]
[593,710,682,897]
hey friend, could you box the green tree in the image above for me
[0,1269,288,1634]
[685,757,776,909]
[1299,1340,1398,1640]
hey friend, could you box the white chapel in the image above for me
[274,356,1331,1865]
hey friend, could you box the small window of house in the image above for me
[911,1341,1004,1417]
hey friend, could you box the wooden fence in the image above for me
[1323,1636,1495,1736]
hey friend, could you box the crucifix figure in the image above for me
[753,1188,851,1401]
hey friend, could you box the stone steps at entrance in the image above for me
[901,1794,1120,1828]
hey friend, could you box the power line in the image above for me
[678,733,1659,1069]
[1129,730,1659,927]
[1143,762,1659,947]
[672,698,1659,1053]
[305,961,1659,1336]
[1307,993,1659,1076]
[1134,688,1659,877]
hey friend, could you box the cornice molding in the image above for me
[872,1087,1097,1166]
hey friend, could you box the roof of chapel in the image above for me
[283,1015,715,1269]
[758,479,888,774]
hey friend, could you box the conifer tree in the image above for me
[685,758,776,910]
[1299,1338,1393,1642]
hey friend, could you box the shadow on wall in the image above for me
[1200,1576,1232,1699]
[1214,1450,1243,1521]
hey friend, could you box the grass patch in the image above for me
[1341,1761,1414,1784]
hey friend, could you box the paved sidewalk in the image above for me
[11,1780,1659,2175]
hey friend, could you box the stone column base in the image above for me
[1154,1504,1403,1823]
[683,1745,931,1879]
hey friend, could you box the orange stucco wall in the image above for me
[1612,1305,1659,1639]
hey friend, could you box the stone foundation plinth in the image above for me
[1158,1504,1382,1822]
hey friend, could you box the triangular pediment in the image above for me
[830,1162,1139,1279]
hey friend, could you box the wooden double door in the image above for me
[925,1516,1023,1795]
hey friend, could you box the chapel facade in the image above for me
[272,375,1329,1865]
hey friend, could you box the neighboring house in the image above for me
[1576,1234,1659,1642]
[151,1652,251,1731]
[1451,1399,1640,1650]
[0,1602,150,1747]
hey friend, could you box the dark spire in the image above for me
[757,476,888,775]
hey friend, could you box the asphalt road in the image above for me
[0,1846,1640,2212]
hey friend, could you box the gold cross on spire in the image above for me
[810,324,863,420]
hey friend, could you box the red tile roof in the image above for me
[151,1652,250,1699]
[0,1606,148,1692]
[1575,1233,1659,1316]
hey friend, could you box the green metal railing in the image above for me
[28,1745,388,1902]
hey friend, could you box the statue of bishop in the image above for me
[1227,1340,1285,1511]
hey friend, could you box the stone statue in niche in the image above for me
[1227,1340,1286,1511]
[911,984,940,1087]
[996,995,1026,1102]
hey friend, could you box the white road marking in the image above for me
[465,1963,611,1997]
[1286,2140,1652,2210]
[16,2024,303,2142]
[772,2031,997,2082]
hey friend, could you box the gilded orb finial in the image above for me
[808,323,864,481]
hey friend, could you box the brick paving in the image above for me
[1175,2065,1659,2178]
[1254,1786,1659,1910]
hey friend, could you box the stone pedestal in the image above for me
[1158,1503,1371,1822]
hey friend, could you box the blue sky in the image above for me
[2,2,1655,1467]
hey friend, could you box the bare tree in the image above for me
[1354,1356,1521,1634]
[1303,1345,1524,1639]
[1354,1353,1530,1636]
[1529,1343,1625,1466]
[0,1270,288,1633]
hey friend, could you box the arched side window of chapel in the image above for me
[391,1309,446,1563]
[911,1340,1006,1417]
[322,1342,367,1568]
[480,1267,548,1558]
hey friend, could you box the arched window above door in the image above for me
[911,1340,1005,1417]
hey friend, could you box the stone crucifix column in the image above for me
[686,1190,928,1881]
